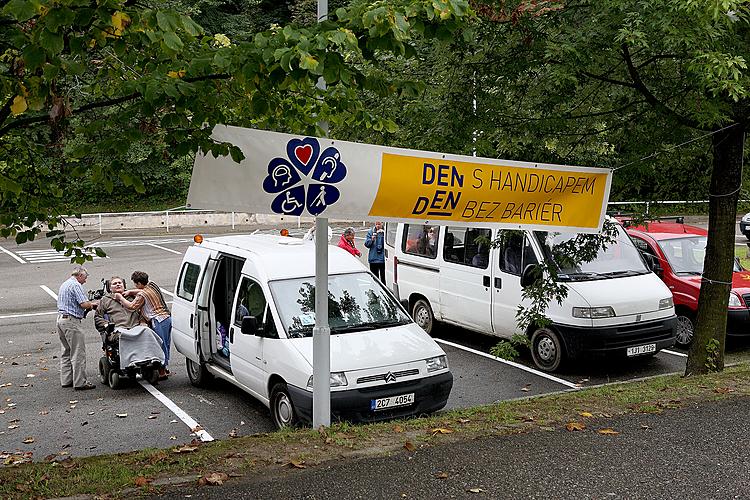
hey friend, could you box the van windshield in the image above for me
[268,272,412,338]
[657,235,742,274]
[534,225,649,281]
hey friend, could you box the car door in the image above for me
[228,271,273,400]
[438,226,493,331]
[491,231,539,337]
[172,245,216,363]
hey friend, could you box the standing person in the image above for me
[337,227,361,257]
[116,271,172,379]
[57,266,99,391]
[364,221,386,282]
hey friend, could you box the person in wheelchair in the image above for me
[94,276,164,387]
[94,276,141,341]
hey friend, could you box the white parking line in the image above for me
[435,338,580,389]
[0,245,25,264]
[40,285,58,301]
[661,349,688,358]
[147,243,182,255]
[0,311,58,320]
[138,380,214,442]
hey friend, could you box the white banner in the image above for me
[187,125,612,233]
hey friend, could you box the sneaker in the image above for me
[74,383,96,391]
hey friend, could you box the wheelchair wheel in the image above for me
[98,357,110,385]
[109,369,122,390]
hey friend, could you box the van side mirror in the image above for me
[520,264,541,288]
[240,316,259,335]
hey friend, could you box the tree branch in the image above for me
[579,70,636,89]
[621,43,703,130]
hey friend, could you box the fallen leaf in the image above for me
[228,429,238,438]
[457,418,470,424]
[147,415,157,420]
[641,424,651,430]
[287,460,306,469]
[520,385,530,392]
[170,419,178,424]
[431,428,453,436]
[579,412,594,418]
[19,384,29,388]
[521,415,535,422]
[393,424,404,433]
[404,441,416,452]
[69,405,76,409]
[134,476,152,487]
[468,488,484,493]
[597,428,619,435]
[22,437,34,444]
[8,425,18,430]
[191,425,204,432]
[435,472,449,479]
[0,383,10,388]
[116,413,128,418]
[172,445,198,454]
[714,387,734,394]
[169,436,177,440]
[81,421,88,427]
[69,400,78,405]
[87,411,94,416]
[25,374,35,378]
[198,472,229,486]
[565,422,586,432]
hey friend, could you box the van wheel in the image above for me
[98,357,110,385]
[109,369,122,390]
[412,299,435,335]
[675,313,695,347]
[270,382,299,429]
[186,358,213,388]
[531,327,564,372]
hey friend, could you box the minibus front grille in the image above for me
[357,369,420,384]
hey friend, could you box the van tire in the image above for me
[531,327,564,372]
[270,382,299,429]
[186,358,213,388]
[675,313,695,347]
[412,299,435,335]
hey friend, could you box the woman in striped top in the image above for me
[116,271,172,379]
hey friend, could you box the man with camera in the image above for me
[365,221,386,283]
[57,266,100,391]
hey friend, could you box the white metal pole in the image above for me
[166,210,170,233]
[312,0,331,429]
[98,214,102,235]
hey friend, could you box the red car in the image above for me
[624,221,750,347]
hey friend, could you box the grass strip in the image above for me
[3,364,750,499]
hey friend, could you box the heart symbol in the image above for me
[294,145,313,165]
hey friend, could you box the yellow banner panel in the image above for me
[369,153,610,230]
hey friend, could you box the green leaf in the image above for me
[0,173,22,195]
[156,11,179,32]
[251,94,269,115]
[3,0,38,22]
[23,46,46,71]
[94,247,107,258]
[40,30,64,55]
[180,15,203,37]
[15,231,27,245]
[162,32,184,52]
[44,6,76,31]
[229,146,245,163]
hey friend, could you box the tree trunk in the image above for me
[685,123,745,375]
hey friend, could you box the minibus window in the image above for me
[402,224,439,259]
[177,262,200,301]
[385,223,397,247]
[269,272,412,338]
[444,227,491,269]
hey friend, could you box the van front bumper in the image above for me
[557,316,677,359]
[287,371,453,425]
[727,309,750,337]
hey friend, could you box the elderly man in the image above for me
[94,276,141,338]
[57,266,99,391]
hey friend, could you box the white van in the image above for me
[171,234,453,428]
[385,221,677,372]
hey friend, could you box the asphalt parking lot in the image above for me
[0,226,695,462]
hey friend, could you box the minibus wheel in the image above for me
[531,327,564,372]
[412,298,434,335]
[675,314,694,347]
[186,358,213,388]
[270,382,299,429]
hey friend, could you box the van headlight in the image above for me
[659,297,674,309]
[426,355,448,372]
[728,292,742,308]
[307,372,348,389]
[572,306,615,318]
